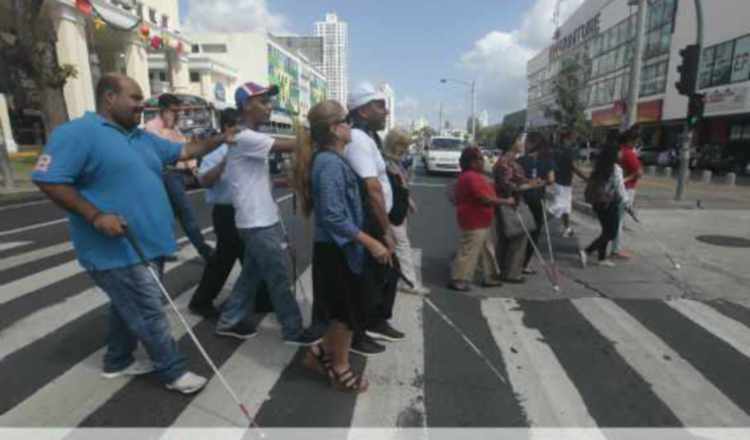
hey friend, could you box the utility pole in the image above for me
[624,0,648,129]
[675,0,704,201]
[470,79,477,143]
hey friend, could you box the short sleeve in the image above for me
[234,129,274,160]
[31,124,90,184]
[143,131,183,166]
[198,145,226,177]
[344,132,378,179]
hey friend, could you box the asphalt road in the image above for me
[1,167,750,437]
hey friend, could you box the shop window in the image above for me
[191,45,200,53]
[201,44,228,53]
[731,35,750,83]
[699,46,716,89]
[712,40,735,86]
[189,71,200,83]
[161,15,169,29]
[640,61,668,96]
[148,8,157,24]
[135,2,143,18]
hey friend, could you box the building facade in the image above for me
[526,0,750,155]
[378,82,396,133]
[314,13,348,106]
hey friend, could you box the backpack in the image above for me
[584,178,615,207]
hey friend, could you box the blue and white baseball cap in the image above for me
[234,82,279,109]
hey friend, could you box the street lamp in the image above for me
[440,78,477,142]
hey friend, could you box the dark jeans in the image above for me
[163,170,212,259]
[586,202,620,260]
[523,196,544,268]
[88,260,185,384]
[190,204,243,308]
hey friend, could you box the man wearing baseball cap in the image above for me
[215,82,320,346]
[344,81,405,356]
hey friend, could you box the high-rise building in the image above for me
[379,82,396,132]
[478,110,490,127]
[315,13,348,105]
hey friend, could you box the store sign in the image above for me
[592,99,662,127]
[550,13,601,59]
[705,86,748,115]
[214,83,226,102]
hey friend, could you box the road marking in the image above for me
[0,199,51,212]
[0,242,74,272]
[573,298,750,426]
[668,299,750,361]
[0,219,68,237]
[481,298,602,429]
[0,241,32,252]
[410,183,447,188]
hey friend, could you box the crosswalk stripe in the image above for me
[0,242,73,272]
[0,242,209,362]
[0,241,32,252]
[573,298,750,426]
[0,228,213,307]
[481,298,602,430]
[0,219,68,237]
[0,290,202,427]
[668,299,750,361]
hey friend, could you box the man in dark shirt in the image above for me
[549,131,586,237]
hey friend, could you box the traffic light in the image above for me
[675,44,699,96]
[687,93,705,127]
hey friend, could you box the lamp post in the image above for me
[440,78,476,142]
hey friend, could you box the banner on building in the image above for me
[268,45,300,115]
[591,100,663,127]
[705,86,748,115]
[310,76,327,106]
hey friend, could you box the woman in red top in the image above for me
[449,147,515,292]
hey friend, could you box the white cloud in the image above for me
[460,0,585,120]
[182,0,288,34]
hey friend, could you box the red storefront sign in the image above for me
[592,99,663,127]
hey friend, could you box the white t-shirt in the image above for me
[225,128,279,229]
[344,128,393,213]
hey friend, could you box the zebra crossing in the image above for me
[3,217,750,437]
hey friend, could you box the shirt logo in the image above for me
[34,154,52,173]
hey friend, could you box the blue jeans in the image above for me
[89,260,186,384]
[163,170,212,259]
[217,224,303,339]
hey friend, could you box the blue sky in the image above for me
[179,0,574,128]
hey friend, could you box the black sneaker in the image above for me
[366,322,405,342]
[215,321,257,340]
[283,329,323,347]
[350,334,386,356]
[188,303,220,319]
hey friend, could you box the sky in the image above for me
[178,0,584,129]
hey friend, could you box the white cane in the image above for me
[515,210,561,293]
[122,224,262,430]
[540,199,561,287]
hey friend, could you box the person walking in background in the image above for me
[344,82,404,355]
[517,132,556,276]
[493,135,545,284]
[611,126,643,260]
[32,73,233,394]
[145,93,214,262]
[548,130,587,237]
[383,128,430,296]
[296,100,393,393]
[214,82,320,346]
[583,144,629,267]
[449,147,511,292]
[188,108,241,318]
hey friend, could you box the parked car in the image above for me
[423,136,465,175]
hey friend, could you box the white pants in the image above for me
[612,188,637,253]
[391,220,423,289]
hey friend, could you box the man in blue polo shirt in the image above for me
[31,73,233,394]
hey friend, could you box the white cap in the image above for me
[347,82,387,112]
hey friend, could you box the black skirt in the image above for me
[312,242,366,332]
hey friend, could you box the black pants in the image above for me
[190,205,243,308]
[586,202,620,260]
[523,196,544,268]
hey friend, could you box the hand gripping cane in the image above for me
[515,210,561,293]
[121,222,262,430]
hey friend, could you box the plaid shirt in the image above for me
[493,155,528,198]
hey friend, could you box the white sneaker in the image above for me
[578,250,588,268]
[399,285,431,296]
[166,371,207,394]
[597,259,616,267]
[563,227,575,238]
[101,360,155,379]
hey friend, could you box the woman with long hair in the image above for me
[383,128,430,295]
[293,100,392,393]
[582,144,628,267]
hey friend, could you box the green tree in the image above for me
[545,55,592,140]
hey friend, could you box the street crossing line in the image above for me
[668,299,750,362]
[0,218,68,237]
[481,298,602,430]
[0,241,210,362]
[573,298,750,426]
[0,242,73,272]
[0,241,32,252]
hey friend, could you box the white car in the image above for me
[424,137,465,175]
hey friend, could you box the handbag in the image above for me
[499,201,537,239]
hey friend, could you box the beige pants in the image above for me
[451,227,500,283]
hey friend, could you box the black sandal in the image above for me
[302,343,332,376]
[329,367,369,393]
